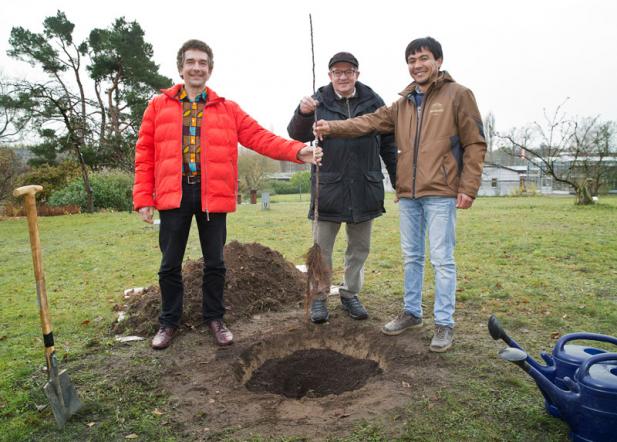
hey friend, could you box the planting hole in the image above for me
[245,348,382,399]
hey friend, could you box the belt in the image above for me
[182,175,201,184]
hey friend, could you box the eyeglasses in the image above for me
[330,69,357,78]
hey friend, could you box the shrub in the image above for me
[0,147,25,204]
[49,171,134,212]
[270,171,311,195]
[270,180,297,194]
[14,161,81,203]
[290,170,311,192]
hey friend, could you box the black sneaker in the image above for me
[340,296,368,320]
[310,298,329,323]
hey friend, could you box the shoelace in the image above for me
[212,321,225,332]
[347,298,362,308]
[435,326,448,340]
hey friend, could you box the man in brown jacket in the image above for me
[314,36,486,352]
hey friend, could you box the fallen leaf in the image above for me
[401,381,411,388]
[550,332,561,340]
[208,399,215,404]
[562,314,568,319]
[81,320,90,326]
[125,434,138,439]
[35,404,47,411]
[152,408,163,416]
[87,422,96,428]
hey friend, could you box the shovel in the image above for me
[13,185,82,428]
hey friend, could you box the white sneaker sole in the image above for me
[429,341,453,352]
[381,321,423,336]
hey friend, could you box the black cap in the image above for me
[328,52,359,69]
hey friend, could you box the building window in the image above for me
[491,178,497,188]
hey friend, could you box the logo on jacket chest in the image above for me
[428,102,444,115]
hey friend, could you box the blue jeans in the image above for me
[399,197,457,327]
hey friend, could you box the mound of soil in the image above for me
[114,241,306,336]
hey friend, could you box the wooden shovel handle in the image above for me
[13,185,55,360]
[13,184,43,198]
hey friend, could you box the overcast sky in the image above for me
[1,0,616,140]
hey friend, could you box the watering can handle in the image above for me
[577,353,617,379]
[556,332,617,353]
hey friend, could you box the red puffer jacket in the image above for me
[133,84,304,213]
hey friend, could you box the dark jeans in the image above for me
[158,181,227,327]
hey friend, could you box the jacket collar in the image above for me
[161,83,225,104]
[399,71,454,97]
[319,81,375,110]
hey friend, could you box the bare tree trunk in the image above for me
[575,181,593,205]
[77,148,94,212]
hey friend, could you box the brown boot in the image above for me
[208,319,233,346]
[151,326,177,350]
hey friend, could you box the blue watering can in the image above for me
[500,347,617,442]
[488,315,617,419]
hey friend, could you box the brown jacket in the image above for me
[326,71,486,199]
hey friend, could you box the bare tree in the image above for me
[483,111,496,153]
[499,101,616,204]
[237,151,278,194]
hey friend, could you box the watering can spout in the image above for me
[488,316,556,377]
[499,347,578,418]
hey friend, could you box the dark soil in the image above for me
[113,241,306,336]
[245,348,382,398]
[102,240,456,440]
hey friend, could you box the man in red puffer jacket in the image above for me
[133,39,322,350]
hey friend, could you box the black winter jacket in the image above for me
[287,81,397,223]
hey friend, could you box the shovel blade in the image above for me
[44,369,82,428]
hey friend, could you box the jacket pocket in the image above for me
[315,172,344,215]
[441,154,459,192]
[363,171,385,213]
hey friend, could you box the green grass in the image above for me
[1,195,616,441]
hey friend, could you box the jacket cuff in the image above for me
[296,106,315,118]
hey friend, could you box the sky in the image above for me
[1,0,616,140]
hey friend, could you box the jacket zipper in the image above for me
[345,97,354,221]
[202,101,213,221]
[412,102,425,198]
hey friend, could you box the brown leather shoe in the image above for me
[208,319,233,346]
[151,326,177,350]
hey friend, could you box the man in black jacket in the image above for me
[288,52,397,323]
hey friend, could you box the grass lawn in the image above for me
[1,194,616,441]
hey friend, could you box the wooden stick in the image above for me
[13,185,55,371]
